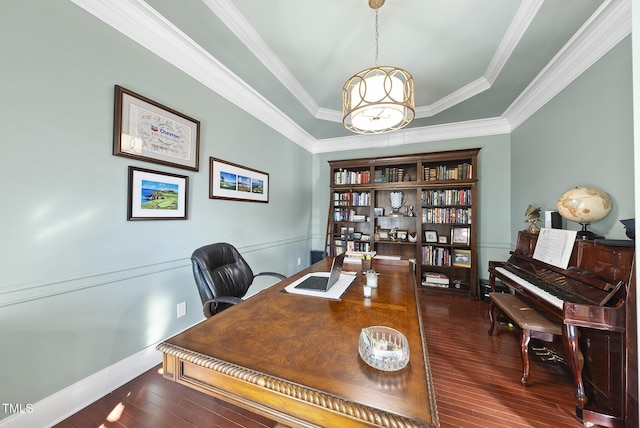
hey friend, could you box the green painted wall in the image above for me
[0,1,312,415]
[511,36,634,242]
[0,1,633,423]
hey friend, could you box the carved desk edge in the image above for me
[156,342,438,428]
[414,285,440,427]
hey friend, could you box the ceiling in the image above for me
[71,0,630,153]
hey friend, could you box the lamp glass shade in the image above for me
[343,66,414,134]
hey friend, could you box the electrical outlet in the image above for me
[177,301,187,318]
[297,257,301,266]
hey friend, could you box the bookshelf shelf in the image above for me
[325,149,480,296]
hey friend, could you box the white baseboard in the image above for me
[0,344,162,428]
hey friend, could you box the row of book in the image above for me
[334,240,371,253]
[333,191,371,207]
[422,271,449,288]
[373,167,409,183]
[332,208,348,222]
[422,208,472,224]
[334,169,371,185]
[423,163,473,181]
[332,208,369,222]
[422,189,472,206]
[335,162,472,185]
[422,246,451,266]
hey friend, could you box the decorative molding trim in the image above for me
[0,344,162,428]
[484,0,544,84]
[68,0,629,153]
[416,0,543,119]
[69,0,316,153]
[0,258,190,308]
[477,241,514,251]
[311,117,511,154]
[238,235,311,255]
[158,343,436,428]
[504,0,631,130]
[0,236,309,307]
[205,0,541,122]
[201,0,321,117]
[416,77,491,118]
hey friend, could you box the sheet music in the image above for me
[532,228,577,269]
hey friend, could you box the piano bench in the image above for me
[488,292,563,386]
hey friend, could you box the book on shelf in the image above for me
[422,271,449,285]
[422,281,450,288]
[422,207,472,224]
[334,169,371,185]
[422,189,472,206]
[374,167,408,183]
[423,163,473,181]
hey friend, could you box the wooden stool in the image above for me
[488,292,563,385]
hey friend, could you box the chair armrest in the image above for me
[255,272,287,281]
[202,296,243,318]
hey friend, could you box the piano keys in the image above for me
[489,231,635,428]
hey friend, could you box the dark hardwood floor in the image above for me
[54,288,583,428]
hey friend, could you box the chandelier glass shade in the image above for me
[343,66,415,134]
[342,0,415,134]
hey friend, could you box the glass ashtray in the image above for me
[358,326,410,371]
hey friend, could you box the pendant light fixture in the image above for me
[342,0,415,134]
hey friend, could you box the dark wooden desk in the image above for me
[157,258,438,427]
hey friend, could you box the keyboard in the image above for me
[495,266,564,309]
[295,276,329,291]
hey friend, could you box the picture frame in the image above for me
[374,207,384,217]
[438,236,448,244]
[424,230,438,243]
[127,166,188,220]
[113,85,200,171]
[453,249,472,268]
[397,229,408,241]
[209,157,269,203]
[378,229,390,240]
[353,232,362,240]
[451,227,471,245]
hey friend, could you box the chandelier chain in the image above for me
[374,9,379,66]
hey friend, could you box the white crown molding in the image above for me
[0,344,162,428]
[201,0,321,118]
[316,107,343,123]
[69,0,629,154]
[209,0,541,122]
[484,0,543,84]
[414,0,543,119]
[416,77,491,118]
[311,117,511,154]
[69,0,316,152]
[504,0,631,130]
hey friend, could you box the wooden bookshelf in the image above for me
[325,148,480,296]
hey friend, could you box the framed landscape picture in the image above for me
[453,249,472,268]
[113,86,200,171]
[128,166,188,220]
[209,157,269,203]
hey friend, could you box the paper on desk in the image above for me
[284,273,356,300]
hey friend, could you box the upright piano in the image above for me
[489,231,636,428]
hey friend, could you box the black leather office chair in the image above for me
[191,243,286,318]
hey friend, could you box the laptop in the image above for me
[294,253,345,292]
